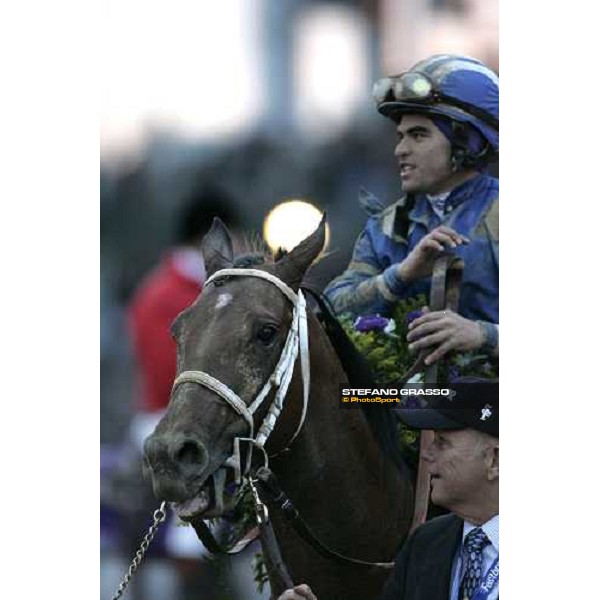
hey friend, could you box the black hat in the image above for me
[395,377,498,437]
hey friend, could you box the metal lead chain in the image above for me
[110,502,168,600]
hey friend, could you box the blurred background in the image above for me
[100,1,498,598]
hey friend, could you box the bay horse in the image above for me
[142,217,415,599]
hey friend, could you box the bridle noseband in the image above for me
[171,268,310,484]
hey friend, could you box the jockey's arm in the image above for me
[325,228,409,317]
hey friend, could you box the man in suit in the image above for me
[278,379,499,600]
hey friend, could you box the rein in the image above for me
[408,254,464,534]
[398,256,463,387]
[255,467,395,571]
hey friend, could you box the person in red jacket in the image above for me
[129,185,240,417]
[129,245,203,414]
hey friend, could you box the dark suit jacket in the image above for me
[379,514,463,600]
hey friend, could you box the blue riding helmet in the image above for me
[373,54,499,152]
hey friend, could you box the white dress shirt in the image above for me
[449,514,499,600]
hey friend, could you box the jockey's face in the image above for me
[422,428,498,519]
[394,114,455,194]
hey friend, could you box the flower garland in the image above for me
[339,295,498,465]
[339,294,498,387]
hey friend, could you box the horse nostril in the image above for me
[174,439,206,468]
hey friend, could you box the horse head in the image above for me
[143,217,326,521]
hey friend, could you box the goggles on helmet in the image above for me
[373,71,498,131]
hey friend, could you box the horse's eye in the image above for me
[257,324,278,345]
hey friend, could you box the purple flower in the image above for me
[354,315,389,332]
[406,310,423,325]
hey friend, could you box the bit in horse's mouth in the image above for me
[172,468,239,520]
[172,485,212,520]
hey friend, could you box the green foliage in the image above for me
[226,485,256,545]
[339,295,498,386]
[252,552,270,594]
[398,425,420,467]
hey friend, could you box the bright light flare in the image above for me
[263,200,329,254]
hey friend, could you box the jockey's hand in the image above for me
[278,584,318,600]
[407,307,484,365]
[397,226,469,282]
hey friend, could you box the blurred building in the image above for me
[102,0,497,163]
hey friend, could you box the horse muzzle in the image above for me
[143,431,241,520]
[143,431,210,497]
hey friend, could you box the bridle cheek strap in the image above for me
[289,293,310,447]
[253,288,309,449]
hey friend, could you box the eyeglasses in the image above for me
[372,72,498,131]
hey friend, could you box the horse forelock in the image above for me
[229,233,275,269]
[230,232,291,268]
[233,232,274,263]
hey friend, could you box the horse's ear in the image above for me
[201,218,234,277]
[275,214,326,291]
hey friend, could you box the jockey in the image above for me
[325,54,499,363]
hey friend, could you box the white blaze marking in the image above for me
[215,293,233,310]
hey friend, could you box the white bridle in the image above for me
[171,268,310,484]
